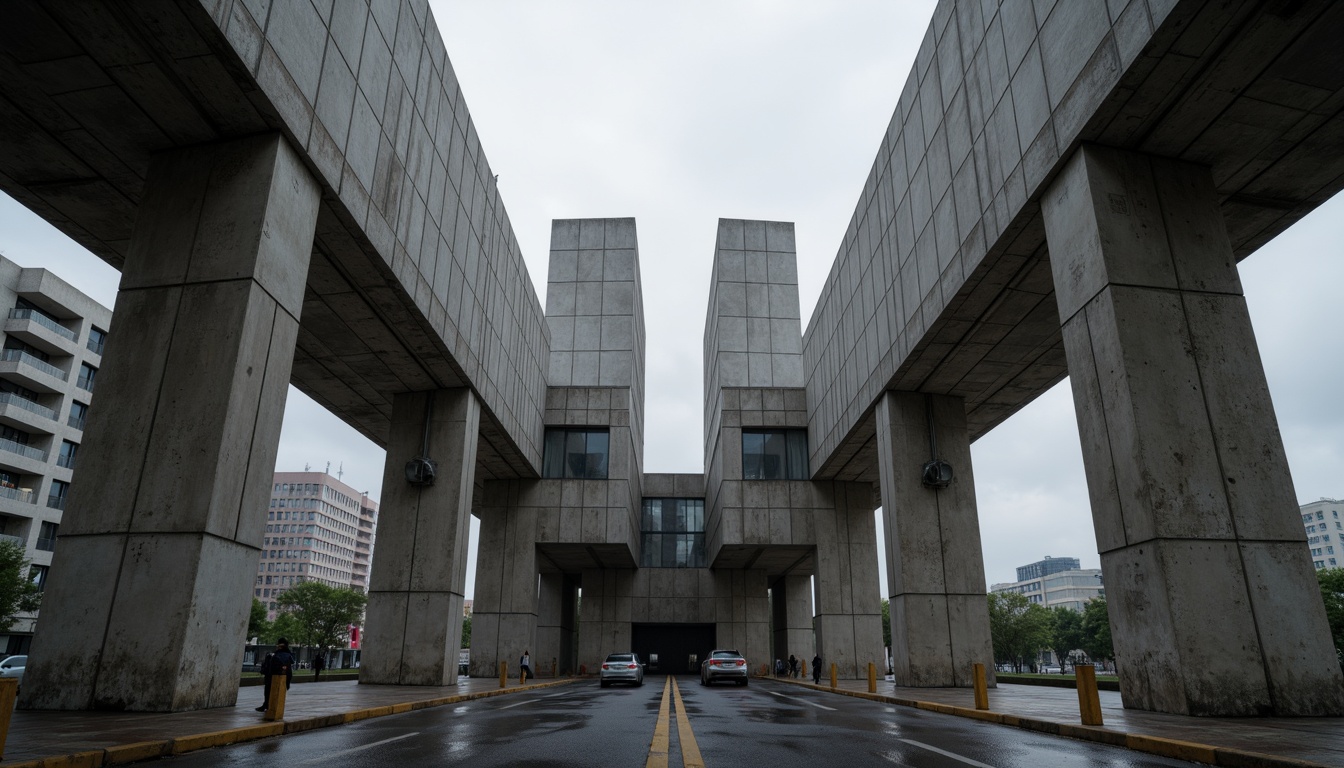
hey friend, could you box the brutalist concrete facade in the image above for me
[3,0,1342,717]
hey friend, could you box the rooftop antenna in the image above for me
[325,461,331,475]
[338,462,345,481]
[304,463,310,472]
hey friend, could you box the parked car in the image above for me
[599,652,644,687]
[0,655,25,683]
[700,649,748,686]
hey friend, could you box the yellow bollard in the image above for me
[830,663,837,689]
[264,674,287,721]
[1076,664,1103,725]
[868,662,877,693]
[801,659,807,679]
[973,663,989,710]
[499,660,508,689]
[0,677,18,759]
[520,667,526,685]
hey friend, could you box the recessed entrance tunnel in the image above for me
[631,623,715,675]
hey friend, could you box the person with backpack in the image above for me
[811,653,823,685]
[256,638,296,712]
[519,649,532,682]
[312,652,326,681]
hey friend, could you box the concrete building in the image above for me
[1302,499,1342,570]
[257,471,378,618]
[0,256,110,655]
[991,558,1104,612]
[3,0,1342,719]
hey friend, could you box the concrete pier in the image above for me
[18,135,320,711]
[1042,145,1344,716]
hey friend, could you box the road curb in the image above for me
[0,678,577,768]
[773,678,1333,768]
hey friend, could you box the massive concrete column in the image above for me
[813,482,886,679]
[771,575,813,666]
[876,392,995,688]
[577,568,634,674]
[1042,144,1344,716]
[361,388,479,686]
[536,573,577,676]
[468,494,539,680]
[19,135,319,711]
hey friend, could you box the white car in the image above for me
[0,655,26,682]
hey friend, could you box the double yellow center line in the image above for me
[645,677,705,768]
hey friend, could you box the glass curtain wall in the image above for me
[641,498,706,567]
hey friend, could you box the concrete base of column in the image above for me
[772,575,813,667]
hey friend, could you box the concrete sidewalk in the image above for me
[777,677,1342,768]
[0,676,574,766]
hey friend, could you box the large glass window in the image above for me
[641,498,706,568]
[742,429,809,480]
[542,428,610,479]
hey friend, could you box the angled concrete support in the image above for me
[361,388,479,686]
[18,134,319,711]
[813,481,885,680]
[1042,144,1344,716]
[876,392,995,688]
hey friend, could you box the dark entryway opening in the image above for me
[632,623,715,675]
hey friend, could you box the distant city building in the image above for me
[0,256,111,655]
[993,556,1103,612]
[1015,556,1081,582]
[256,471,378,618]
[1301,499,1342,570]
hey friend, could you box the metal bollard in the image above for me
[973,663,989,710]
[264,674,287,721]
[0,677,17,759]
[520,667,526,685]
[830,663,837,689]
[1076,665,1103,725]
[868,662,877,693]
[552,658,557,677]
[801,660,807,679]
[499,661,508,689]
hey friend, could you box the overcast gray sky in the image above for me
[2,1,1340,597]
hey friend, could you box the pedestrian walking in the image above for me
[312,652,326,680]
[257,638,296,712]
[520,649,532,682]
[811,653,822,684]
[789,654,798,678]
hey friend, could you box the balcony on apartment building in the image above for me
[0,348,68,393]
[0,391,59,433]
[4,308,79,358]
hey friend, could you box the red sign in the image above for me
[349,625,360,649]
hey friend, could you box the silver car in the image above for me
[599,652,644,687]
[0,655,25,683]
[700,649,748,686]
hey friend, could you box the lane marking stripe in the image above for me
[645,676,672,768]
[764,689,837,711]
[497,698,537,710]
[670,677,705,768]
[899,737,996,768]
[297,732,419,764]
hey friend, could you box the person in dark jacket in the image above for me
[788,654,798,678]
[312,652,326,680]
[257,638,296,712]
[811,654,823,684]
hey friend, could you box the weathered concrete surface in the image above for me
[876,391,995,688]
[0,0,551,475]
[361,388,479,686]
[19,134,319,711]
[803,0,1344,481]
[1041,144,1343,716]
[771,575,814,667]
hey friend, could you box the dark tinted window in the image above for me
[742,429,808,479]
[542,428,609,479]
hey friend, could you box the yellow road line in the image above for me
[646,676,672,768]
[670,677,706,768]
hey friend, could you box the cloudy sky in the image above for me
[2,1,1340,596]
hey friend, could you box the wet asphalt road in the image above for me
[159,676,1203,767]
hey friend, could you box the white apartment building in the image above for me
[1302,499,1342,570]
[256,471,378,618]
[0,256,110,655]
[991,557,1105,612]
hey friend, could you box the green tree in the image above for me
[0,540,41,631]
[1080,598,1114,662]
[881,599,891,649]
[987,592,1053,672]
[1317,568,1344,667]
[274,581,367,651]
[461,615,472,649]
[1049,606,1086,671]
[269,611,304,645]
[248,598,271,641]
